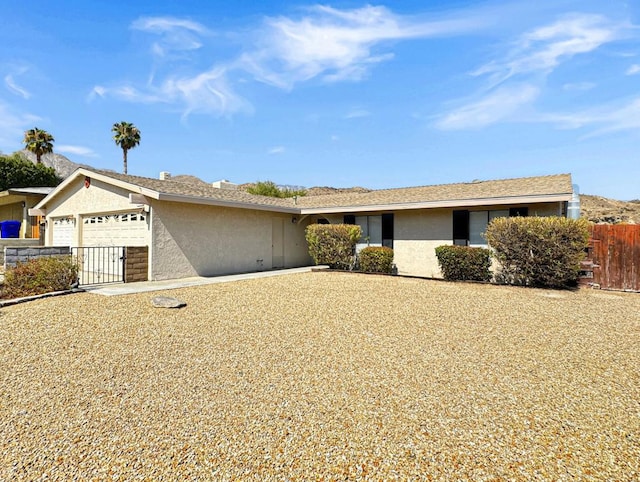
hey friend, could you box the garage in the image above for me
[81,212,148,247]
[52,217,75,247]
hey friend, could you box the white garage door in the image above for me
[52,217,75,247]
[82,212,148,247]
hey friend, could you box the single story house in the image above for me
[30,168,575,281]
[0,187,53,239]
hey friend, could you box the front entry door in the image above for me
[272,218,284,268]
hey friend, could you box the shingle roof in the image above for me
[3,187,55,196]
[80,169,572,213]
[296,174,573,210]
[89,169,298,210]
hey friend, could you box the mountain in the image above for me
[17,150,87,178]
[580,194,640,224]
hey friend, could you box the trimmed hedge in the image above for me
[435,245,492,282]
[485,216,590,288]
[358,246,394,274]
[1,256,79,299]
[305,223,361,270]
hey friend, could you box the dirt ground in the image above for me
[1,272,639,480]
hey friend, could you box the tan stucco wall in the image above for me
[394,208,451,278]
[150,201,312,280]
[314,202,567,279]
[43,177,149,247]
[285,218,315,268]
[0,203,23,223]
[0,194,45,238]
[45,177,137,216]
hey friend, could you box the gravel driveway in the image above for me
[1,272,639,480]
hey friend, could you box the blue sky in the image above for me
[1,1,639,199]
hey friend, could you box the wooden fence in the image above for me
[581,224,640,292]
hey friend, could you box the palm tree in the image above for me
[23,127,55,164]
[112,121,141,174]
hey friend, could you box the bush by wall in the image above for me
[435,245,492,282]
[305,223,361,270]
[358,246,394,274]
[1,256,78,299]
[485,216,590,288]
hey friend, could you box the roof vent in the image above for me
[212,180,238,190]
[159,171,171,180]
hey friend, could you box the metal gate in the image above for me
[72,246,125,285]
[582,225,640,292]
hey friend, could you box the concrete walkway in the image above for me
[83,266,328,296]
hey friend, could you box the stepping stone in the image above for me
[152,296,186,308]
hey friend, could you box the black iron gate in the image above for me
[72,246,125,285]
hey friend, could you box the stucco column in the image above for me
[21,201,27,238]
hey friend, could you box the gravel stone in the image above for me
[1,272,639,480]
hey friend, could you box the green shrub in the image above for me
[246,180,306,198]
[435,245,492,282]
[1,256,79,299]
[358,246,394,274]
[305,223,361,270]
[485,216,590,288]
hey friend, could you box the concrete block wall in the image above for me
[4,246,71,270]
[125,246,148,283]
[0,239,42,267]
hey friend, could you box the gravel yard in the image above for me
[1,272,639,480]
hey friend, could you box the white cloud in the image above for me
[541,97,640,135]
[474,14,625,85]
[345,109,371,119]
[132,16,208,34]
[240,4,488,89]
[90,5,494,118]
[268,146,285,155]
[56,145,98,157]
[4,74,30,99]
[4,66,32,99]
[626,64,640,75]
[435,84,540,130]
[435,12,633,131]
[91,67,252,117]
[131,16,209,57]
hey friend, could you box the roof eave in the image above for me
[156,192,300,214]
[33,168,162,210]
[300,193,573,214]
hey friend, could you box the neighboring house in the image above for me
[30,168,575,281]
[0,187,53,239]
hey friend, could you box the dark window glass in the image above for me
[382,213,394,248]
[344,215,355,224]
[509,207,529,217]
[453,210,469,243]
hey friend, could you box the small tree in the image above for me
[246,181,306,198]
[23,127,54,164]
[112,121,141,174]
[0,153,62,191]
[486,216,590,288]
[305,223,361,270]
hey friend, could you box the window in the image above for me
[344,214,393,248]
[509,207,529,217]
[453,208,523,246]
[453,210,469,246]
